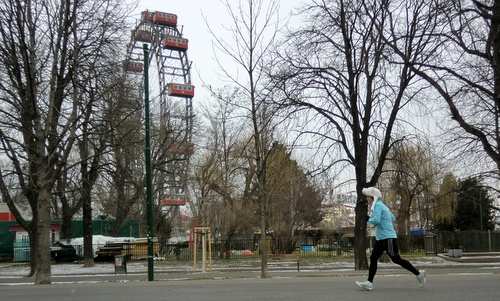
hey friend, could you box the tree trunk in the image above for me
[112,207,127,237]
[354,183,368,270]
[221,228,235,259]
[222,239,230,259]
[34,186,51,285]
[82,190,94,267]
[28,225,37,277]
[397,204,410,236]
[27,201,39,277]
[259,198,268,278]
[493,2,500,173]
[58,177,80,240]
[112,178,130,236]
[60,207,73,240]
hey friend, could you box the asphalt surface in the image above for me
[1,271,499,301]
[0,265,499,284]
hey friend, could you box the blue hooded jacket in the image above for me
[368,199,397,240]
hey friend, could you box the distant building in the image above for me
[8,224,61,243]
[0,203,15,222]
[320,192,356,229]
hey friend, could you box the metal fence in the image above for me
[12,237,356,262]
[434,230,500,253]
[11,231,500,263]
[13,238,31,262]
[102,236,426,261]
[128,238,357,262]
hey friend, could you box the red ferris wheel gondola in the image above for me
[162,36,188,51]
[167,83,195,98]
[141,10,177,27]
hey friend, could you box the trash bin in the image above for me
[424,235,436,255]
[114,255,127,274]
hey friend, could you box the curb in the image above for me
[2,262,500,278]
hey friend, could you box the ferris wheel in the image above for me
[124,10,194,209]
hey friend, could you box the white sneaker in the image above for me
[355,280,373,291]
[416,270,426,288]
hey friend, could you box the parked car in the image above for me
[50,242,77,263]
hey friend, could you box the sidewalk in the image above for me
[1,256,500,277]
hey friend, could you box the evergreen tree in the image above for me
[455,178,494,231]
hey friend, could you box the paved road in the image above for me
[1,265,499,284]
[1,271,499,301]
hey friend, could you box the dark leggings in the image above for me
[368,238,420,282]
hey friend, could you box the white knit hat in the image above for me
[362,187,382,200]
[362,187,382,214]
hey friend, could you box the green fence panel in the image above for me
[69,219,139,238]
[13,238,30,262]
[0,221,17,260]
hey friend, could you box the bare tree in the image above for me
[55,165,82,239]
[100,74,144,235]
[74,1,132,264]
[192,89,252,256]
[385,0,500,177]
[194,95,323,257]
[271,0,437,269]
[0,0,81,284]
[0,0,131,283]
[266,143,323,253]
[206,0,280,278]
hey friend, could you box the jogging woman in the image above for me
[355,187,426,291]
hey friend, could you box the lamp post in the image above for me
[143,43,154,281]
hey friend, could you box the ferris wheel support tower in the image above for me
[125,10,194,215]
[124,10,195,281]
